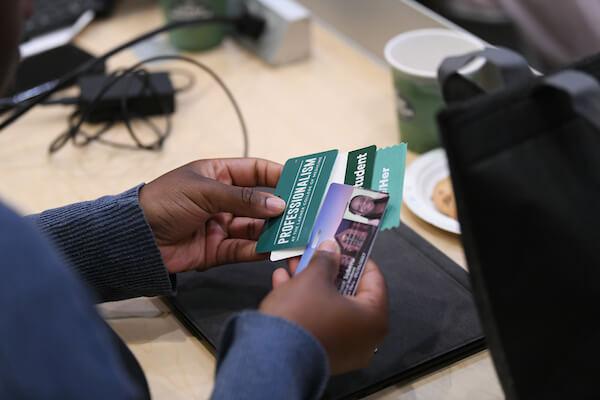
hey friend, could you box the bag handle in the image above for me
[439,46,600,130]
[537,70,600,132]
[438,47,534,103]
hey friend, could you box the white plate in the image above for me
[404,148,461,234]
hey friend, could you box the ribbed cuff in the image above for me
[213,311,329,400]
[29,185,175,303]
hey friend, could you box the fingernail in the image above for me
[207,220,223,233]
[318,240,340,254]
[266,196,286,212]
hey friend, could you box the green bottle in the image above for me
[160,0,228,52]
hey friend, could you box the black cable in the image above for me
[52,68,172,152]
[49,55,249,157]
[169,68,197,93]
[39,98,81,106]
[119,69,171,150]
[0,79,63,113]
[0,15,264,130]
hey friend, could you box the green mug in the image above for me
[160,0,228,52]
[384,29,485,153]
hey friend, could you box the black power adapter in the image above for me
[76,72,175,123]
[37,55,247,154]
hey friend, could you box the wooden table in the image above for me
[0,1,504,398]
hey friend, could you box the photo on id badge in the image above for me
[296,184,390,295]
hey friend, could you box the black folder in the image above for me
[169,224,486,399]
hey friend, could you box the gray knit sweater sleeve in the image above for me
[27,185,175,303]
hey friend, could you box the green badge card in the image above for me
[257,144,407,257]
[370,143,407,230]
[256,149,339,253]
[344,145,377,188]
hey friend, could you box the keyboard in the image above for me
[22,0,114,43]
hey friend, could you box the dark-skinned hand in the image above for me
[139,158,285,273]
[260,240,389,375]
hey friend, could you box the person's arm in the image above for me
[1,158,386,400]
[28,158,286,303]
[212,312,329,400]
[0,203,144,399]
[27,185,174,303]
[212,241,389,399]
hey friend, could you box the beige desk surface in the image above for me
[0,1,503,398]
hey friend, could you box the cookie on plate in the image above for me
[432,176,457,219]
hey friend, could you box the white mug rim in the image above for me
[384,28,486,80]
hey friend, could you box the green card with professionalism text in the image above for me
[257,149,339,253]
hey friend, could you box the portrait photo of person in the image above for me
[348,193,388,224]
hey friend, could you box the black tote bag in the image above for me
[436,48,600,400]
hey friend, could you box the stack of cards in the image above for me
[296,184,390,295]
[256,144,407,293]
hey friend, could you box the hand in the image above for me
[260,241,389,375]
[139,158,285,273]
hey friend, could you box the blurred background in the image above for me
[415,0,600,70]
[299,0,600,72]
[22,0,600,72]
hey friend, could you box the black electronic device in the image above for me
[2,13,264,131]
[76,72,175,123]
[22,0,115,43]
[9,44,105,97]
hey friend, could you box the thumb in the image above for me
[198,179,286,218]
[304,240,341,284]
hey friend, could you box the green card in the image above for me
[257,149,339,253]
[344,145,377,188]
[370,143,407,230]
